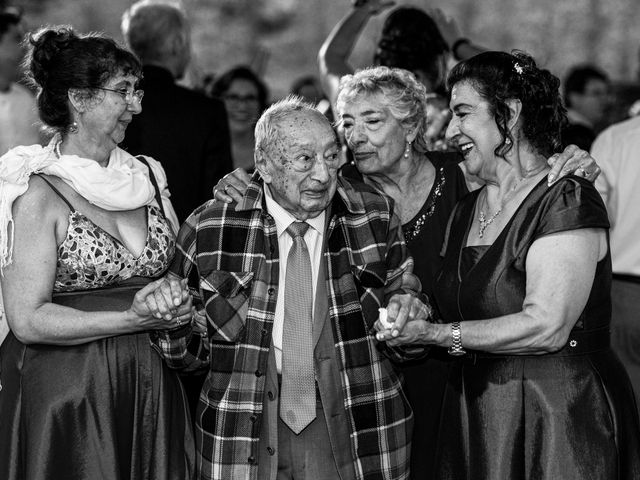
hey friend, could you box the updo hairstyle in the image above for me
[24,26,142,132]
[337,66,429,154]
[446,50,567,157]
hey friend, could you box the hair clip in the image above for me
[514,63,524,75]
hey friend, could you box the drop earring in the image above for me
[69,121,78,134]
[404,140,412,159]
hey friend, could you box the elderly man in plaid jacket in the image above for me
[153,96,430,480]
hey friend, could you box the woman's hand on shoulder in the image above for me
[212,168,251,204]
[128,276,193,331]
[547,144,601,185]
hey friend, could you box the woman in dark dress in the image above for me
[214,66,600,479]
[0,27,194,479]
[379,51,640,479]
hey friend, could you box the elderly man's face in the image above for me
[258,111,340,220]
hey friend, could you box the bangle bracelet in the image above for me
[451,38,471,61]
[447,321,466,356]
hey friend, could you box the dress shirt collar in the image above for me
[263,184,325,238]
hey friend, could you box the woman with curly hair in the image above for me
[378,51,640,479]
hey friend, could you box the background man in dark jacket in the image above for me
[121,1,232,223]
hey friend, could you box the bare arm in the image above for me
[429,7,485,61]
[379,228,606,354]
[1,177,189,346]
[318,0,394,113]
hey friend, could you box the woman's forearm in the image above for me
[428,308,575,355]
[8,303,145,345]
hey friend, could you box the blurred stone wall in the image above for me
[11,0,640,101]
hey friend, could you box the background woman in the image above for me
[0,27,193,479]
[210,65,268,171]
[380,51,640,479]
[214,65,599,479]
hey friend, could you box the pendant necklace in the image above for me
[477,178,524,238]
[477,165,549,238]
[478,208,501,238]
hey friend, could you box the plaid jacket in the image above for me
[153,174,420,480]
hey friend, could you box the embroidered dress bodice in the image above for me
[54,205,175,292]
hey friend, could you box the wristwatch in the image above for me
[447,321,466,356]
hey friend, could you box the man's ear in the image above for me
[506,98,523,131]
[255,148,272,184]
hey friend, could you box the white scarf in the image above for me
[0,136,178,269]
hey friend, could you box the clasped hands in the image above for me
[129,276,194,331]
[374,293,435,347]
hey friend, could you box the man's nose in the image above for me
[311,156,331,182]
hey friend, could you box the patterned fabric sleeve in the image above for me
[381,211,429,362]
[150,210,210,370]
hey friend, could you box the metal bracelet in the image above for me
[447,321,466,356]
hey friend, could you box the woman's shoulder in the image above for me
[544,175,604,207]
[10,175,71,232]
[535,175,609,234]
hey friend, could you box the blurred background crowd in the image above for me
[3,0,640,122]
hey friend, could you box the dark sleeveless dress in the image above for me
[0,178,194,480]
[433,176,640,479]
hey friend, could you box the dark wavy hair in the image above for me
[24,26,142,132]
[374,7,449,93]
[210,65,269,113]
[447,51,567,157]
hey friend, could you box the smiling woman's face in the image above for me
[339,92,409,176]
[78,72,141,151]
[446,80,503,178]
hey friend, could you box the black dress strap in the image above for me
[136,156,166,217]
[34,174,75,211]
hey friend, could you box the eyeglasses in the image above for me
[95,87,144,104]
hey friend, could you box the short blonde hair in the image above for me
[337,66,429,153]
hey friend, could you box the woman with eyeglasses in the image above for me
[210,65,269,171]
[0,27,194,479]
